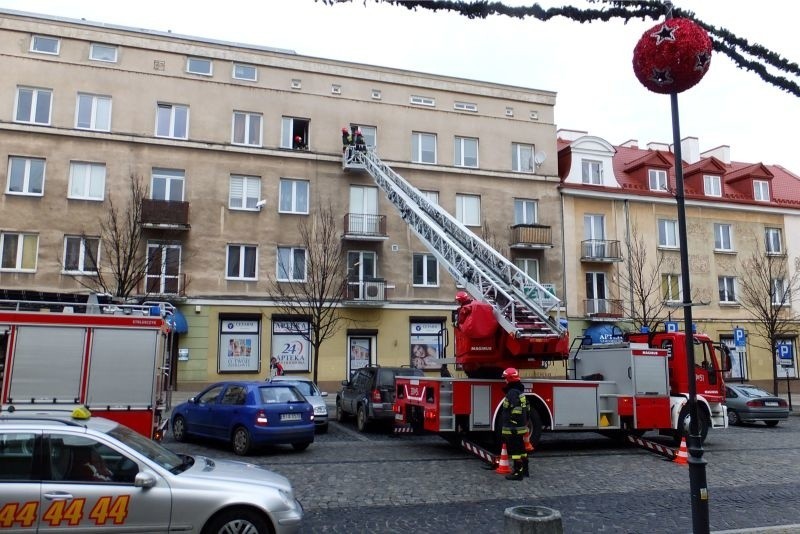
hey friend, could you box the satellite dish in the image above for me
[534,151,547,166]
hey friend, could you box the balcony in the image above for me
[343,278,387,304]
[137,273,187,297]
[580,240,622,262]
[584,298,624,319]
[140,199,191,230]
[342,214,388,241]
[510,224,552,249]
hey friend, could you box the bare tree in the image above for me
[267,201,353,383]
[736,230,800,395]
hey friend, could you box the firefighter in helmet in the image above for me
[500,367,530,480]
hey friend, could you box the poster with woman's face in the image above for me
[409,322,443,370]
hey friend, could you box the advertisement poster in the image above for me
[410,322,443,370]
[272,320,311,372]
[219,318,260,372]
[349,338,371,374]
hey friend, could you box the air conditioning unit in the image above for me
[363,281,385,301]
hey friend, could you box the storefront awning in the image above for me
[169,309,189,334]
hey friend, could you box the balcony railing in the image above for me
[137,272,186,297]
[510,224,552,249]
[343,213,388,240]
[141,199,190,229]
[584,298,624,318]
[580,240,622,262]
[343,278,387,303]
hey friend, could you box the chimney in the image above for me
[647,141,670,151]
[680,137,700,164]
[701,145,731,164]
[556,128,588,142]
[619,139,638,148]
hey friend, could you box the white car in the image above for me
[268,377,329,433]
[0,408,303,533]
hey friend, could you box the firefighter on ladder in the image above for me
[501,367,530,480]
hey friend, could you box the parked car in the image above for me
[269,376,329,433]
[0,407,303,533]
[171,381,315,455]
[725,383,790,426]
[336,365,424,432]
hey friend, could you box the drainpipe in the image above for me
[624,199,634,323]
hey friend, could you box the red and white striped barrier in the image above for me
[626,434,676,460]
[393,425,415,434]
[461,439,498,466]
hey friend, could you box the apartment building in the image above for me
[0,10,565,392]
[558,130,800,391]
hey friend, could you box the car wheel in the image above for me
[356,405,369,432]
[202,507,272,534]
[292,442,312,452]
[231,426,252,456]
[674,405,710,446]
[765,420,779,428]
[336,400,348,422]
[172,415,187,442]
[727,409,740,426]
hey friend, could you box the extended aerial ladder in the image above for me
[343,147,569,366]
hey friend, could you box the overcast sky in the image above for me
[2,0,798,174]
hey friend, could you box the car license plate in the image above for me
[281,413,301,421]
[765,401,779,407]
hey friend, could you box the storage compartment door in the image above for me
[87,329,158,408]
[553,386,598,428]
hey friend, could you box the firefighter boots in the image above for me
[505,461,524,481]
[522,457,530,478]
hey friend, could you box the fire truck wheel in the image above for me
[172,416,187,442]
[674,405,710,445]
[232,426,252,456]
[356,405,369,432]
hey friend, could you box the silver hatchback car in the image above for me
[269,376,329,433]
[0,408,303,533]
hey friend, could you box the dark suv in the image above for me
[336,365,424,432]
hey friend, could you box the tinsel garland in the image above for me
[317,0,799,97]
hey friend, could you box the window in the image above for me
[155,103,188,139]
[514,258,539,280]
[226,244,257,280]
[648,169,668,191]
[233,63,257,81]
[412,132,437,164]
[713,223,733,251]
[186,57,212,76]
[89,43,118,62]
[661,273,682,302]
[0,232,38,271]
[718,276,737,303]
[581,160,602,185]
[585,272,607,314]
[584,214,606,257]
[765,228,783,254]
[68,162,106,201]
[277,247,306,281]
[350,125,377,148]
[31,35,59,54]
[421,190,439,205]
[454,137,478,168]
[454,101,477,112]
[146,243,182,294]
[7,157,45,196]
[232,111,262,146]
[753,180,770,201]
[410,95,435,106]
[413,253,438,286]
[15,87,52,125]
[229,175,261,210]
[772,278,789,306]
[512,143,534,172]
[281,117,309,149]
[703,175,721,197]
[48,434,136,484]
[63,236,99,274]
[658,219,678,248]
[279,179,309,214]
[0,432,35,481]
[456,194,481,226]
[76,93,111,131]
[151,168,185,201]
[514,199,538,225]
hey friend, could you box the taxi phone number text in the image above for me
[0,496,130,528]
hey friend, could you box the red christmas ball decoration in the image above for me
[632,18,712,94]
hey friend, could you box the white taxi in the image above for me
[0,407,303,533]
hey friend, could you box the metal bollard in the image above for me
[504,505,563,534]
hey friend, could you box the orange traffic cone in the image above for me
[495,443,512,475]
[674,437,689,465]
[523,431,534,452]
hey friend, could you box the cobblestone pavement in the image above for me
[162,404,800,534]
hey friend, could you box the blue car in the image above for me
[170,381,315,455]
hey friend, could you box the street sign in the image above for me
[778,343,794,367]
[665,321,679,333]
[734,327,746,347]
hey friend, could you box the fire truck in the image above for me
[342,147,728,450]
[0,298,175,439]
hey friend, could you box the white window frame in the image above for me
[753,180,770,201]
[581,159,602,185]
[514,258,540,281]
[186,57,213,76]
[75,93,111,131]
[229,175,261,211]
[420,190,439,205]
[703,175,721,197]
[277,246,307,282]
[63,235,100,274]
[226,244,258,280]
[772,278,790,306]
[410,95,435,107]
[0,232,38,272]
[765,228,783,255]
[155,103,189,139]
[412,132,437,164]
[454,136,479,168]
[68,162,106,201]
[456,194,481,227]
[658,219,679,248]
[15,86,52,125]
[232,63,257,81]
[351,124,377,148]
[453,101,477,112]
[713,223,733,252]
[89,43,118,62]
[30,35,60,55]
[512,143,534,173]
[412,253,439,287]
[151,168,185,201]
[145,243,182,295]
[279,178,309,214]
[514,199,538,225]
[718,276,737,304]
[7,157,45,196]
[649,169,668,191]
[661,273,682,302]
[231,111,262,146]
